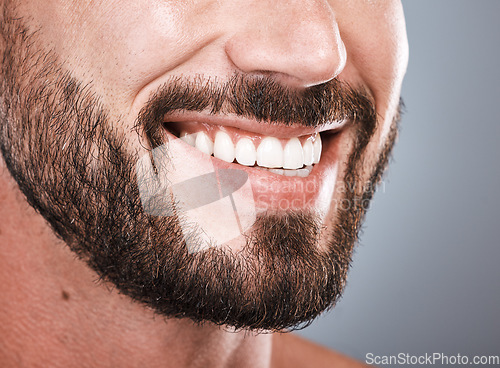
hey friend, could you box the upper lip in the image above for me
[163,111,348,139]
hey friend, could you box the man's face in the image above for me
[0,0,408,330]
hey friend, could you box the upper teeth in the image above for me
[179,129,322,170]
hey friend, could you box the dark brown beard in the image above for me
[0,6,399,331]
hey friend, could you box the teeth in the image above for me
[257,137,284,168]
[235,138,256,166]
[269,168,284,175]
[178,128,323,172]
[313,135,322,164]
[302,139,314,166]
[297,167,311,177]
[213,131,235,163]
[194,131,214,155]
[283,137,304,170]
[180,131,196,147]
[268,165,313,177]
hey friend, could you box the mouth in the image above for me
[162,112,347,177]
[158,112,349,212]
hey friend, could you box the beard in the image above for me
[0,7,399,331]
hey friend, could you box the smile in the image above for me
[163,112,348,178]
[155,112,349,214]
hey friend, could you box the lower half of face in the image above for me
[0,3,405,331]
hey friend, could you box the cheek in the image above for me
[18,0,215,108]
[333,0,408,151]
[334,0,408,109]
[88,5,185,95]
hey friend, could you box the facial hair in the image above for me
[0,7,399,331]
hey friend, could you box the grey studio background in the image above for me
[297,0,500,365]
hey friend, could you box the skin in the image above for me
[0,0,408,367]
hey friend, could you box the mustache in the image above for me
[136,73,377,148]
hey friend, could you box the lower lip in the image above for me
[160,127,343,213]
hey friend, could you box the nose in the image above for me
[224,0,346,88]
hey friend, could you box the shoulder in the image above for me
[271,333,369,368]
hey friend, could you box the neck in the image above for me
[0,162,272,368]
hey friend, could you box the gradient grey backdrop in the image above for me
[297,1,500,365]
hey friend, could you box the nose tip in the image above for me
[225,3,347,88]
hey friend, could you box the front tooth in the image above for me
[213,131,235,163]
[302,139,314,166]
[257,137,284,168]
[313,135,322,164]
[235,138,256,166]
[195,131,213,155]
[269,168,284,175]
[283,137,304,169]
[297,168,310,177]
[180,131,196,147]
